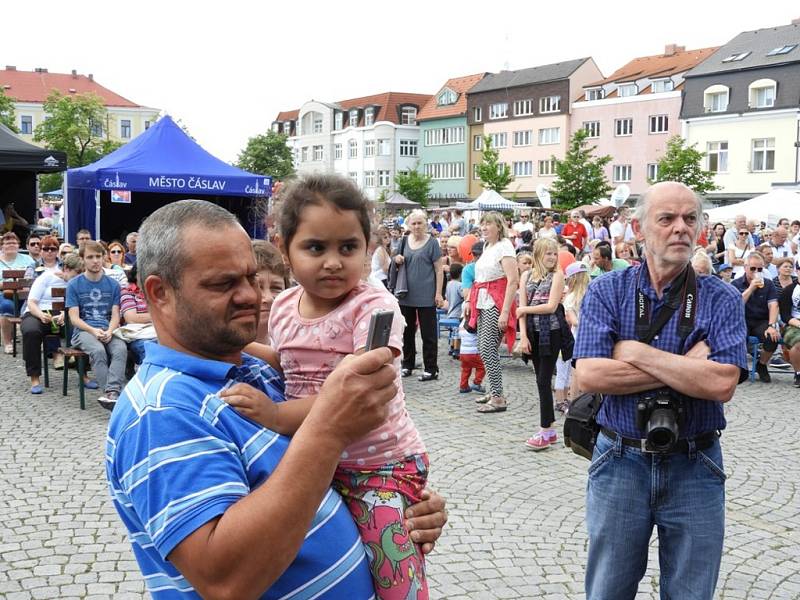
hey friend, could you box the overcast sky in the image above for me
[2,1,798,163]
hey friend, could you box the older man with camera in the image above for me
[574,182,746,600]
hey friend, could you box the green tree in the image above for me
[549,128,612,210]
[33,91,122,167]
[394,166,432,207]
[39,173,63,193]
[652,135,719,195]
[236,130,295,178]
[477,135,514,193]
[0,87,17,132]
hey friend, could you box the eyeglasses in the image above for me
[110,249,123,254]
[42,246,58,252]
[28,241,41,247]
[749,267,764,272]
[739,232,749,236]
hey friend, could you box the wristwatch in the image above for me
[770,323,779,329]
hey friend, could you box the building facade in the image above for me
[466,58,603,201]
[272,92,432,200]
[682,22,800,201]
[416,73,486,203]
[0,66,159,143]
[570,45,718,197]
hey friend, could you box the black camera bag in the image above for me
[564,392,603,460]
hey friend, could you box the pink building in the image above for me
[570,45,718,197]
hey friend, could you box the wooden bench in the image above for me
[1,269,32,357]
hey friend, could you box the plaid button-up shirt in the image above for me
[574,261,747,438]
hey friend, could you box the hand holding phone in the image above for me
[365,310,394,351]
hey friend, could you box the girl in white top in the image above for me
[368,226,391,288]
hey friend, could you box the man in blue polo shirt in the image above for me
[106,200,445,599]
[574,182,746,600]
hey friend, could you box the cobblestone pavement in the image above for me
[1,344,798,599]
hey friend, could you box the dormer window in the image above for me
[282,122,292,135]
[618,84,638,97]
[767,44,797,56]
[334,112,343,130]
[272,123,280,133]
[721,51,750,63]
[585,88,604,101]
[703,85,729,112]
[437,88,457,106]
[365,107,375,126]
[349,109,359,127]
[749,79,777,108]
[400,106,417,125]
[651,79,674,93]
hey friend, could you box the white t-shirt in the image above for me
[791,285,800,320]
[475,238,515,309]
[538,227,557,240]
[771,241,793,260]
[513,222,534,235]
[23,270,65,314]
[609,219,634,243]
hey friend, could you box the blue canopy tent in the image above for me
[65,115,271,243]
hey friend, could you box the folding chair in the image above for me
[53,289,90,409]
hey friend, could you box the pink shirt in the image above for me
[269,282,426,468]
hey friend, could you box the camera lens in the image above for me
[647,407,679,452]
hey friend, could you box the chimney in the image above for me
[71,69,78,78]
[88,73,93,81]
[34,67,48,73]
[5,65,15,71]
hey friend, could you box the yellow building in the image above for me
[0,66,159,144]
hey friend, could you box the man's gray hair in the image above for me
[633,182,705,243]
[137,199,240,290]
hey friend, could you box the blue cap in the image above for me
[717,262,732,272]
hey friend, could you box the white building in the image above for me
[273,91,432,200]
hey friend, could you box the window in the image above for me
[301,147,308,162]
[749,79,777,108]
[704,87,729,112]
[424,162,465,180]
[473,164,480,180]
[752,138,775,171]
[282,122,291,135]
[513,161,533,177]
[364,140,376,157]
[20,115,32,134]
[489,102,508,119]
[378,139,391,156]
[473,107,482,122]
[514,99,534,116]
[615,118,633,136]
[399,140,418,157]
[707,141,728,172]
[424,126,464,146]
[313,116,323,133]
[349,109,359,127]
[647,163,659,181]
[295,121,300,136]
[513,130,532,146]
[583,121,600,138]
[348,172,358,182]
[437,89,457,106]
[496,162,507,175]
[586,88,604,101]
[313,145,323,161]
[721,51,751,63]
[490,132,507,148]
[539,95,561,113]
[400,106,417,125]
[538,159,556,176]
[364,171,376,187]
[378,170,391,187]
[348,139,357,158]
[120,119,131,139]
[767,44,797,56]
[618,84,638,97]
[538,127,560,145]
[613,165,632,182]
[144,120,152,130]
[272,123,280,132]
[90,119,103,137]
[473,135,483,151]
[364,108,375,127]
[334,112,343,130]
[334,143,343,160]
[651,79,674,93]
[649,115,669,134]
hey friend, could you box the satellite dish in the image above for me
[536,184,551,209]
[611,185,630,207]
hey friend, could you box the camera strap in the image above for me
[635,264,697,346]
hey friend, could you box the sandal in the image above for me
[3,344,12,355]
[475,393,491,404]
[477,398,507,413]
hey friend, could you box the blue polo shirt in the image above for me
[574,262,747,438]
[106,344,374,599]
[731,275,778,323]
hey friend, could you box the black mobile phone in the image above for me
[365,310,394,351]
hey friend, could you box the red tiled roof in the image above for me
[0,67,145,107]
[587,46,720,87]
[417,73,487,121]
[274,91,433,126]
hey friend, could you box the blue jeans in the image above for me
[585,430,726,600]
[127,339,154,365]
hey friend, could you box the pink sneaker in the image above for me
[525,430,557,451]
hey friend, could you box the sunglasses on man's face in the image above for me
[28,241,41,247]
[739,232,749,236]
[749,267,764,272]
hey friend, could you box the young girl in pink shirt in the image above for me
[225,173,429,599]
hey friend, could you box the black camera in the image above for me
[636,389,685,453]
